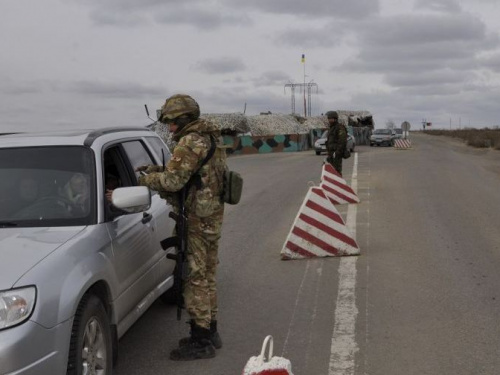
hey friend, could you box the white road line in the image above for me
[329,153,359,375]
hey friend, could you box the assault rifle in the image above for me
[161,187,188,320]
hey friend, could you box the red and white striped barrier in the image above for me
[280,187,360,260]
[394,139,412,149]
[320,163,360,205]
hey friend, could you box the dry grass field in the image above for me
[423,128,500,150]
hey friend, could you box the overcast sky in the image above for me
[2,0,500,132]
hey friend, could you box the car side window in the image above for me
[145,136,171,166]
[121,141,155,181]
[103,147,132,220]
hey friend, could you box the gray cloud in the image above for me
[414,0,462,13]
[362,14,491,46]
[61,81,164,98]
[221,0,379,19]
[275,26,344,48]
[192,57,246,74]
[1,82,42,95]
[155,9,251,30]
[341,12,499,89]
[251,71,292,87]
[75,0,252,29]
[386,69,477,87]
[480,53,500,72]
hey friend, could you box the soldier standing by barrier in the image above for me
[138,94,226,361]
[325,110,347,176]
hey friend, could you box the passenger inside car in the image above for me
[59,173,90,215]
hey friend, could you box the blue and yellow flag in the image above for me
[301,54,305,63]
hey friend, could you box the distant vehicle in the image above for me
[314,130,355,155]
[0,128,176,375]
[370,128,395,147]
[393,128,403,139]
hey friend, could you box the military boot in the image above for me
[179,320,222,349]
[170,324,215,361]
[209,320,222,349]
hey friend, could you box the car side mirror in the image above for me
[111,186,151,213]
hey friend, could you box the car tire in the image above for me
[67,294,112,375]
[315,151,321,155]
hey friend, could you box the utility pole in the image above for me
[284,82,318,117]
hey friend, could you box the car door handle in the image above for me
[141,212,153,224]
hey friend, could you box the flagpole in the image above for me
[302,54,306,117]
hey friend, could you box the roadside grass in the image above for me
[423,128,500,150]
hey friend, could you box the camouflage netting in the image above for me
[338,111,375,145]
[150,110,374,147]
[246,114,314,136]
[200,113,249,135]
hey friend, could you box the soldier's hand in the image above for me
[136,165,164,174]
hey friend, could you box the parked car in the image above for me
[370,128,395,147]
[0,127,177,374]
[314,130,355,155]
[393,128,403,139]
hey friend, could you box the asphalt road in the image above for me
[113,133,500,375]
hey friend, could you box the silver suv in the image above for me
[0,127,176,374]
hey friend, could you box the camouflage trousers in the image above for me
[183,227,221,330]
[327,154,343,176]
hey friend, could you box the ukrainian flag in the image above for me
[301,54,305,63]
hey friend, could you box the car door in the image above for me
[102,141,160,323]
[142,136,176,282]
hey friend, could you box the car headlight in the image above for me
[0,286,36,330]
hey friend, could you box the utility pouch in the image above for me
[222,169,243,205]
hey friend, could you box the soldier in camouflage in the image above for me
[325,110,348,176]
[138,94,226,361]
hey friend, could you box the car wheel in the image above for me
[315,151,321,155]
[67,294,112,375]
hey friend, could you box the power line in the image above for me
[284,82,318,117]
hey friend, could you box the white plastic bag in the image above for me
[242,335,294,375]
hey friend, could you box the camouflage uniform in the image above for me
[139,118,226,330]
[326,118,348,176]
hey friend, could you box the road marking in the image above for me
[329,153,359,375]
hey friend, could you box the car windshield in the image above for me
[321,130,328,138]
[373,129,392,134]
[0,146,96,227]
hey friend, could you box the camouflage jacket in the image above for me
[139,118,226,234]
[326,123,348,156]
